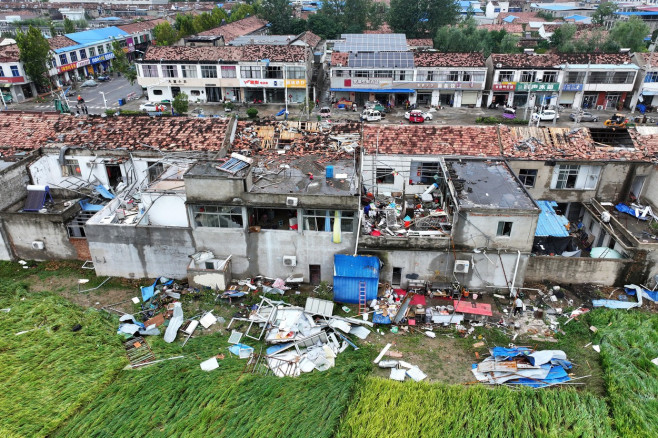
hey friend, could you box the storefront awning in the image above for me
[330,88,415,93]
[642,90,658,96]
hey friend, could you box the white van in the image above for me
[361,109,382,122]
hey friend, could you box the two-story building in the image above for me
[136,45,312,104]
[0,42,36,101]
[117,18,167,59]
[630,52,658,111]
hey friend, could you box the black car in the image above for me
[569,111,598,122]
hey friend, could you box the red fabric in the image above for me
[453,300,493,316]
[396,290,427,306]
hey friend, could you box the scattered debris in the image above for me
[124,337,156,367]
[200,357,219,371]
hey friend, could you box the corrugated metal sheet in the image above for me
[535,200,569,237]
[333,255,380,304]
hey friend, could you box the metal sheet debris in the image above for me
[200,357,219,371]
[199,312,217,328]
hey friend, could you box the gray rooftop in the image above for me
[446,160,536,210]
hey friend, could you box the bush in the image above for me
[246,107,259,118]
[104,109,116,116]
[476,116,528,125]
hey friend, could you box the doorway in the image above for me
[631,175,646,200]
[392,267,402,286]
[309,265,321,285]
[106,164,122,188]
[171,86,181,98]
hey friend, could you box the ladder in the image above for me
[358,281,367,315]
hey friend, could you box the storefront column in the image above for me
[262,88,266,103]
[476,92,483,107]
[486,91,493,107]
[454,91,462,108]
[573,92,583,109]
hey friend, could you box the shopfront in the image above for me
[515,82,559,108]
[560,83,582,108]
[241,78,304,104]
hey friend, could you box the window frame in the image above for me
[303,210,354,233]
[10,65,19,77]
[181,65,198,78]
[497,221,513,237]
[498,70,514,82]
[200,65,218,78]
[142,64,158,78]
[192,205,244,229]
[518,169,538,188]
[64,159,81,177]
[221,66,237,78]
[162,65,178,78]
[376,167,395,184]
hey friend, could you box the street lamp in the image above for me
[99,91,108,109]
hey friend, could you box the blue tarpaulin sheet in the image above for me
[490,347,532,359]
[511,365,570,388]
[95,185,115,200]
[276,108,286,116]
[140,277,174,301]
[592,299,639,309]
[79,200,104,211]
[372,313,391,324]
[615,203,649,220]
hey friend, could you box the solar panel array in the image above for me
[335,34,408,52]
[348,52,414,68]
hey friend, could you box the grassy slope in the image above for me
[336,377,615,438]
[0,280,126,437]
[588,310,658,437]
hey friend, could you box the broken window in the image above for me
[147,161,165,183]
[448,71,459,81]
[542,71,557,82]
[67,211,96,238]
[497,221,513,237]
[394,70,412,81]
[248,207,297,230]
[552,165,601,190]
[554,164,579,189]
[410,162,440,184]
[192,205,243,229]
[64,159,81,177]
[566,71,585,83]
[303,210,354,233]
[376,167,395,184]
[265,66,283,79]
[498,70,514,82]
[518,169,537,188]
[520,71,536,82]
[587,71,609,84]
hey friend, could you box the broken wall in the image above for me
[0,158,31,260]
[525,256,631,286]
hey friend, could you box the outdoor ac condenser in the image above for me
[286,197,298,207]
[453,260,470,274]
[31,241,45,250]
[283,256,297,267]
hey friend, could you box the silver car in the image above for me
[569,111,598,122]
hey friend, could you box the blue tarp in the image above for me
[511,365,571,388]
[490,347,532,359]
[502,15,518,23]
[276,108,286,116]
[95,185,115,200]
[140,277,174,301]
[79,200,104,212]
[65,27,129,46]
[592,299,639,309]
[372,313,391,324]
[615,203,649,220]
[333,254,380,304]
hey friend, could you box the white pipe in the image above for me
[354,209,363,256]
[509,250,521,295]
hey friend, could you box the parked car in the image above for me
[1,93,12,104]
[80,79,98,87]
[139,102,167,112]
[97,75,111,82]
[569,111,598,122]
[405,109,433,121]
[361,109,382,122]
[530,109,559,122]
[319,107,331,118]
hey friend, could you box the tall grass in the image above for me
[0,280,126,437]
[337,377,615,438]
[588,310,658,437]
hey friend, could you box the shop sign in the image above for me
[240,78,284,87]
[0,76,24,83]
[285,79,306,88]
[562,83,583,91]
[90,52,115,64]
[57,63,77,73]
[515,82,559,92]
[343,78,392,88]
[492,82,516,91]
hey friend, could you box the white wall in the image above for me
[140,192,188,227]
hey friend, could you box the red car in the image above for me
[408,110,425,123]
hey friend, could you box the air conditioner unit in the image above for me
[454,260,470,274]
[31,240,45,250]
[283,256,297,267]
[495,63,502,68]
[286,197,298,207]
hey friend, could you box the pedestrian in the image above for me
[83,104,88,115]
[77,95,83,104]
[315,98,319,107]
[513,297,523,316]
[75,105,80,115]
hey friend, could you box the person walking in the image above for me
[513,297,524,316]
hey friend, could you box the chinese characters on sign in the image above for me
[492,82,516,91]
[285,79,306,88]
[515,82,560,92]
[562,83,584,91]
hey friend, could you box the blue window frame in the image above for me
[70,51,78,62]
[59,54,68,65]
[79,49,87,60]
[10,66,19,77]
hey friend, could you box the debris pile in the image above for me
[471,347,580,388]
[374,343,427,382]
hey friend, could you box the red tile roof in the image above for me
[490,53,634,69]
[635,51,658,67]
[414,52,485,67]
[0,112,230,158]
[0,43,20,63]
[407,38,433,48]
[48,35,77,51]
[198,16,268,43]
[294,31,321,49]
[362,125,502,157]
[143,45,311,63]
[118,18,167,35]
[497,12,543,24]
[330,52,349,66]
[364,23,393,34]
[477,24,524,33]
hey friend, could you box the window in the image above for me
[191,90,201,96]
[142,65,158,77]
[192,205,243,228]
[518,169,537,188]
[153,89,163,95]
[303,210,354,233]
[10,66,19,77]
[411,162,440,184]
[286,66,306,79]
[266,66,283,79]
[88,47,96,57]
[181,65,198,78]
[461,71,471,81]
[497,221,513,237]
[520,70,536,82]
[64,159,81,177]
[374,70,393,78]
[201,65,217,78]
[59,54,68,65]
[0,67,4,77]
[376,167,395,184]
[354,70,371,78]
[542,71,557,82]
[69,51,77,62]
[566,71,585,83]
[147,162,164,182]
[498,70,514,82]
[162,65,178,78]
[645,71,658,83]
[448,71,459,81]
[105,44,111,53]
[552,164,601,190]
[334,69,350,78]
[394,70,412,80]
[79,49,87,60]
[97,46,104,55]
[612,71,634,84]
[240,66,261,78]
[588,71,608,84]
[221,66,236,78]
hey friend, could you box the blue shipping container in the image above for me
[333,254,380,304]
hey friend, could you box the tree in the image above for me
[259,0,296,34]
[111,40,136,84]
[63,18,75,34]
[175,14,197,38]
[550,23,577,52]
[15,26,52,91]
[193,12,216,32]
[592,2,617,25]
[153,22,178,46]
[228,4,255,22]
[389,0,459,38]
[211,7,229,27]
[434,20,518,57]
[172,92,189,115]
[609,16,650,52]
[308,13,340,39]
[48,21,56,38]
[246,107,258,118]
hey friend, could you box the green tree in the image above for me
[193,12,216,32]
[153,22,178,46]
[367,2,388,30]
[592,2,617,25]
[609,16,650,52]
[246,107,258,118]
[229,4,255,22]
[15,26,52,90]
[48,21,56,37]
[259,0,296,34]
[172,92,189,115]
[308,13,340,39]
[63,18,75,33]
[550,23,577,52]
[175,14,198,37]
[389,0,459,38]
[211,7,229,27]
[111,40,136,84]
[499,33,520,53]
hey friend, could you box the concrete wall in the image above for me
[0,158,32,260]
[525,256,631,286]
[361,154,444,195]
[453,210,538,251]
[1,211,79,261]
[86,223,195,279]
[643,166,658,207]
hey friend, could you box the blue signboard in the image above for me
[90,52,115,64]
[562,83,583,91]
